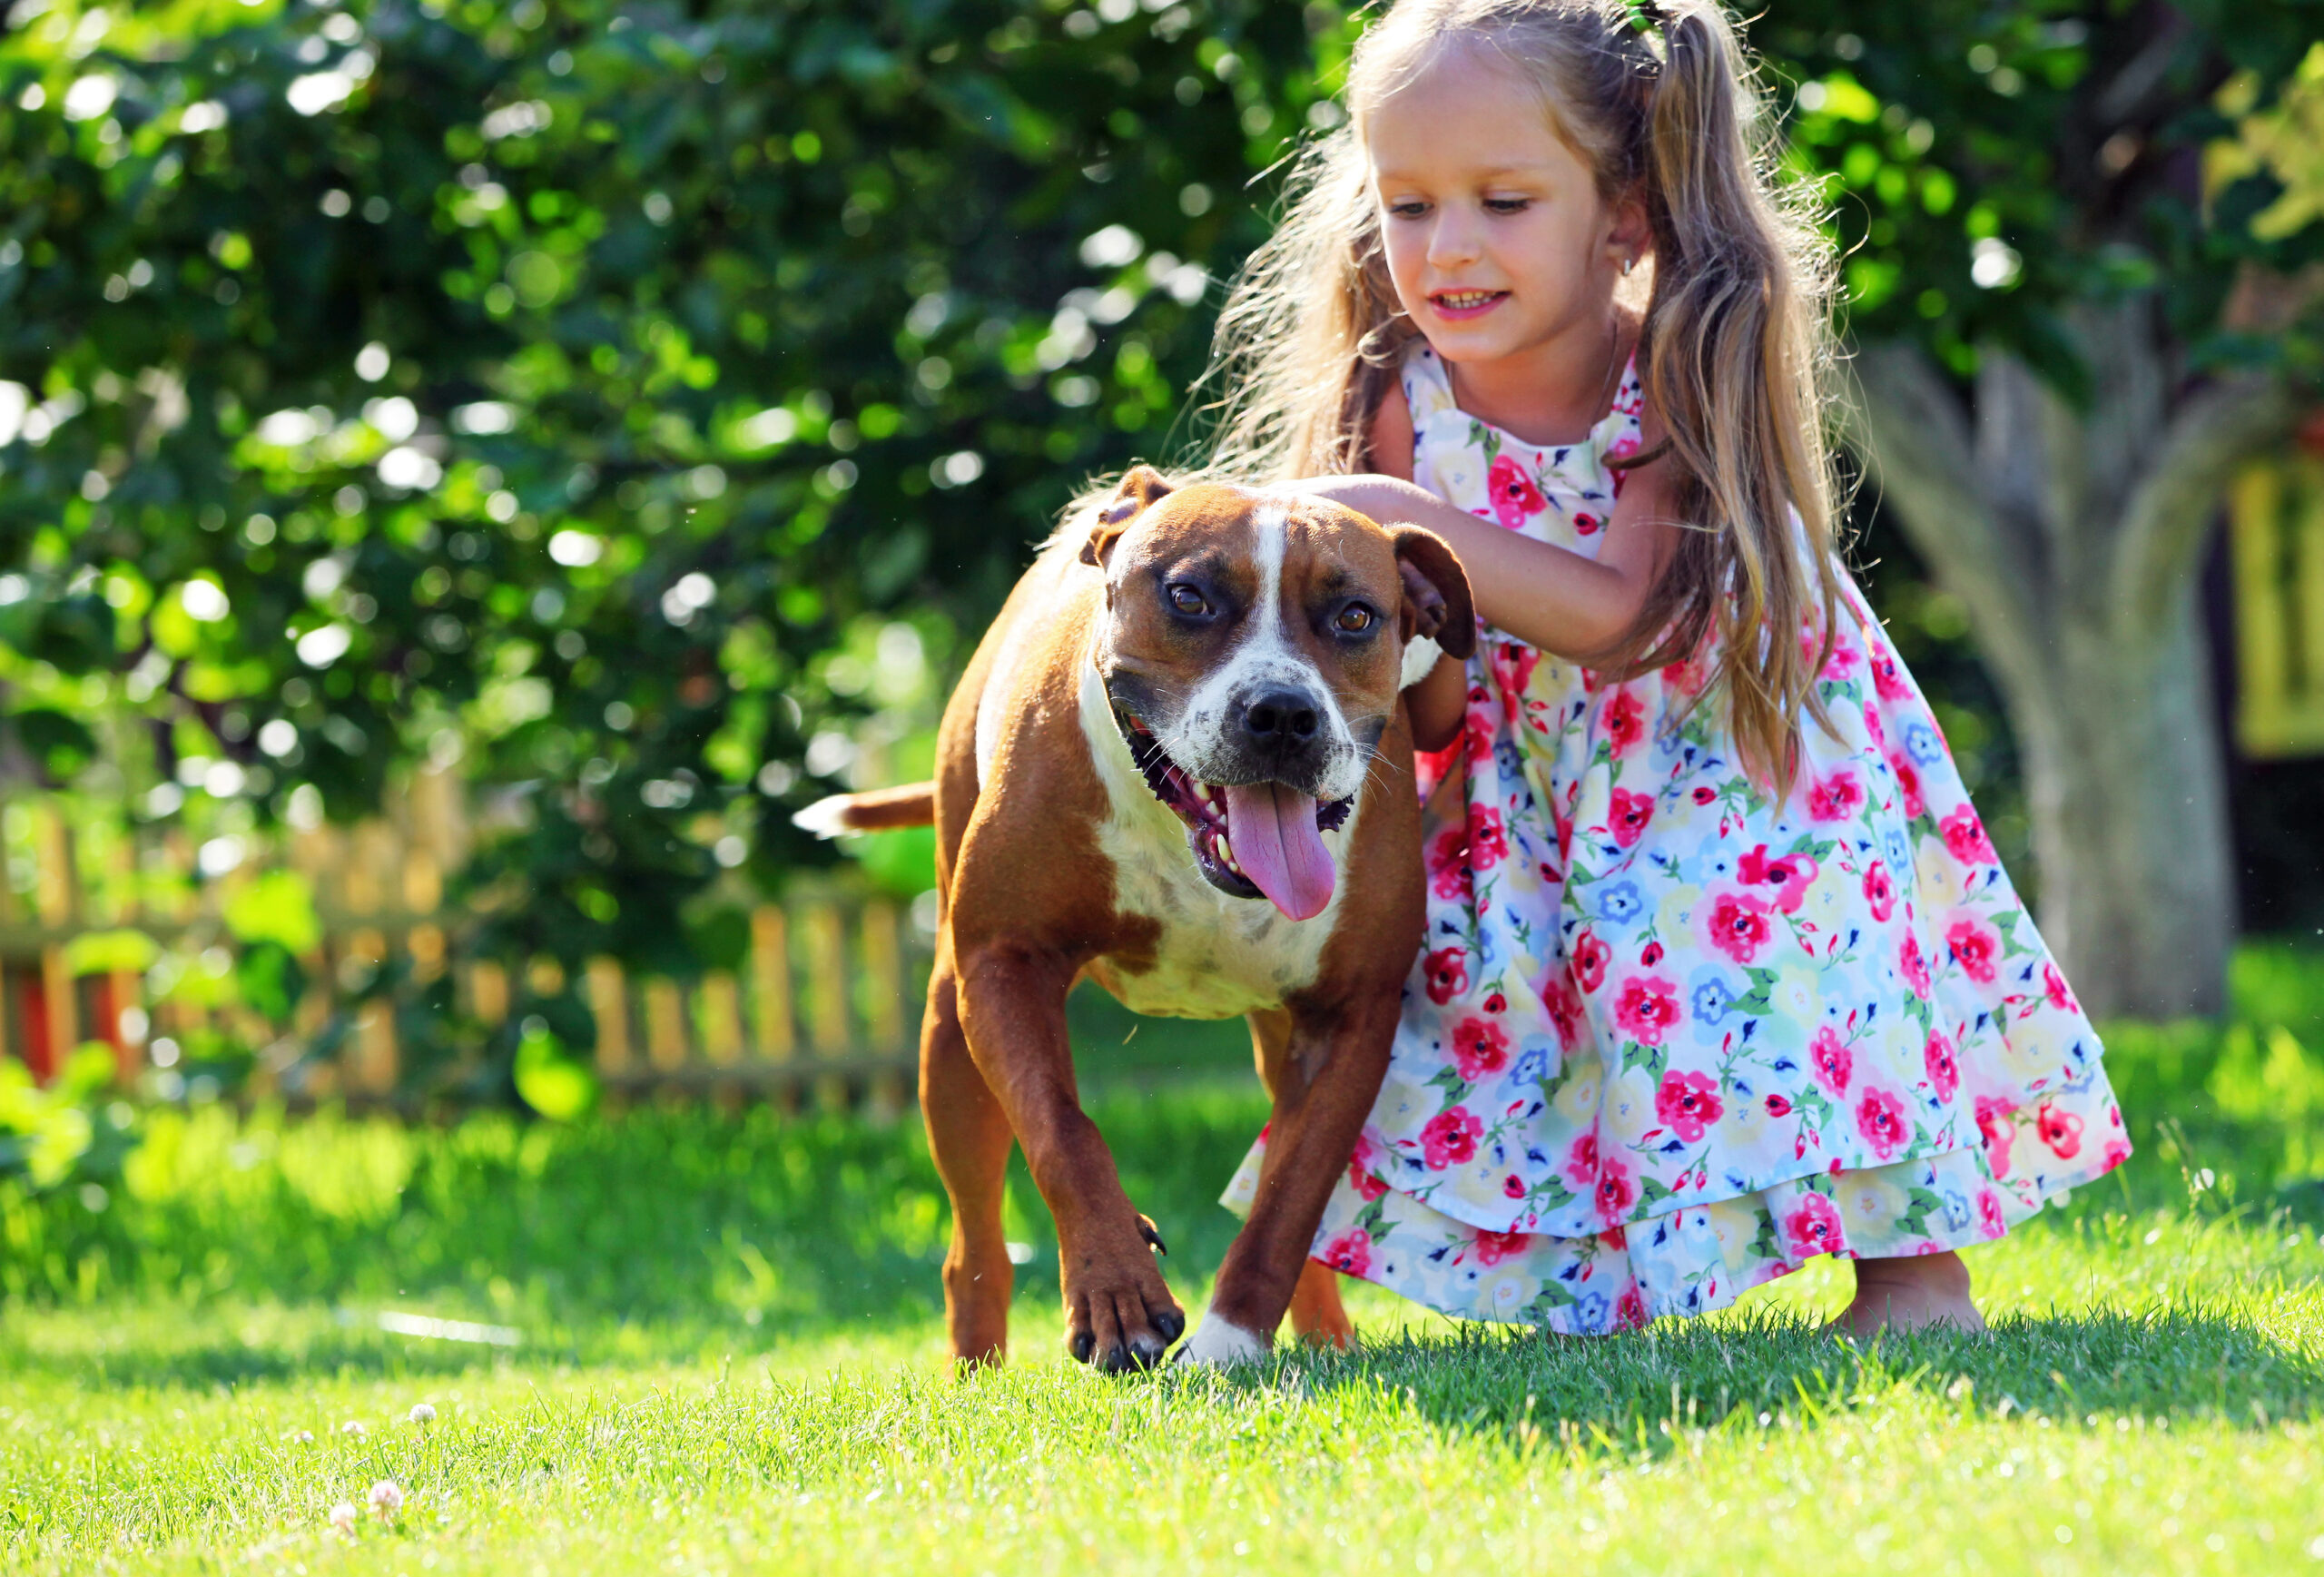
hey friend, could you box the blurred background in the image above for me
[0,0,2321,1295]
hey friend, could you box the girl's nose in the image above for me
[1425,213,1482,270]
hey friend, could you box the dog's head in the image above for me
[1080,466,1474,921]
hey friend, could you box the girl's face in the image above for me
[1366,45,1640,370]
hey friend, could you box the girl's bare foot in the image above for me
[1831,1249,1986,1338]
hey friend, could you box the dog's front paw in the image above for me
[1061,1227,1186,1374]
[1173,1313,1268,1369]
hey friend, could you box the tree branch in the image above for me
[2108,371,2303,638]
[1837,340,2052,696]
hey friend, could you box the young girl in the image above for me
[1212,0,2126,1336]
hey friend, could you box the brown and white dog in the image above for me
[797,468,1472,1369]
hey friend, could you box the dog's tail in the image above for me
[792,782,937,838]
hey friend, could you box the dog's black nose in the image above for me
[1239,688,1320,744]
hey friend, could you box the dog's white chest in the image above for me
[1077,665,1346,1020]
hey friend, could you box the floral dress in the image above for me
[1223,344,2127,1334]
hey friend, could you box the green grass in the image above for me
[4,943,2323,1572]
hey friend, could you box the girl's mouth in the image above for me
[1429,289,1507,320]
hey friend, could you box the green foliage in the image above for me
[0,1044,136,1191]
[0,0,1351,985]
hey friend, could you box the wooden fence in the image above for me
[0,777,931,1114]
[2232,451,2324,760]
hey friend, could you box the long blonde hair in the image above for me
[1186,0,1846,792]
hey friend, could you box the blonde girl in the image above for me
[1209,0,2126,1336]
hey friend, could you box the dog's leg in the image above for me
[1248,1008,1355,1350]
[1186,992,1395,1365]
[921,958,1016,1365]
[955,944,1184,1372]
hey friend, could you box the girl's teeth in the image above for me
[1439,291,1498,309]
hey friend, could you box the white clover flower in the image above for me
[340,1419,366,1438]
[290,1429,315,1444]
[328,1502,359,1534]
[408,1401,436,1425]
[369,1479,404,1517]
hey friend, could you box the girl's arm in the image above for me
[1364,380,1467,753]
[1295,405,1680,667]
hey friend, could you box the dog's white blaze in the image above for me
[1076,660,1347,1020]
[1177,1314,1267,1367]
[1171,505,1365,803]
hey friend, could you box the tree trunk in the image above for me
[1842,297,2300,1019]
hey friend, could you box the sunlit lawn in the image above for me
[4,949,2323,1574]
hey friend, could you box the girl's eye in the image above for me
[1334,603,1377,635]
[1168,585,1210,616]
[1385,201,1428,219]
[1484,198,1531,214]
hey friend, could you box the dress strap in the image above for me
[1399,343,1461,431]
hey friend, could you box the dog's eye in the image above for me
[1168,584,1209,616]
[1334,603,1377,635]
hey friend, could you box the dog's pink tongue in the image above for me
[1223,782,1335,922]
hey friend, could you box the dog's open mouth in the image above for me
[1116,711,1351,921]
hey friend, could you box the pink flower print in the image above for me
[1807,770,1864,823]
[1423,946,1469,1006]
[1571,930,1611,992]
[1543,975,1585,1050]
[1975,1096,2017,1178]
[1472,1227,1528,1267]
[1898,930,1932,999]
[1607,788,1655,849]
[1563,1132,1600,1188]
[1863,700,1886,749]
[1945,915,2000,985]
[1487,454,1546,529]
[2043,961,2079,1015]
[1503,1173,1526,1199]
[1923,1031,1960,1102]
[1422,1107,1482,1170]
[2035,1101,2083,1159]
[1612,974,1681,1046]
[1738,843,1817,913]
[1428,826,1472,902]
[1856,1087,1909,1159]
[1862,858,1896,922]
[1785,1193,1845,1258]
[1469,805,1509,872]
[1809,1027,1852,1097]
[1869,643,1912,702]
[1594,1153,1637,1223]
[1819,631,1861,681]
[1463,704,1496,767]
[1707,892,1774,967]
[1320,1229,1372,1277]
[2102,1138,2131,1170]
[1654,1070,1724,1143]
[1572,509,1601,537]
[1491,639,1538,697]
[1449,1016,1511,1082]
[1975,1188,2007,1238]
[1887,752,1926,820]
[1612,1287,1648,1330]
[1939,806,1995,866]
[1602,689,1646,756]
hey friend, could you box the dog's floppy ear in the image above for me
[1080,465,1174,568]
[1391,525,1476,660]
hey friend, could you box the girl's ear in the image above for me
[1391,526,1475,660]
[1605,187,1652,275]
[1081,465,1175,567]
